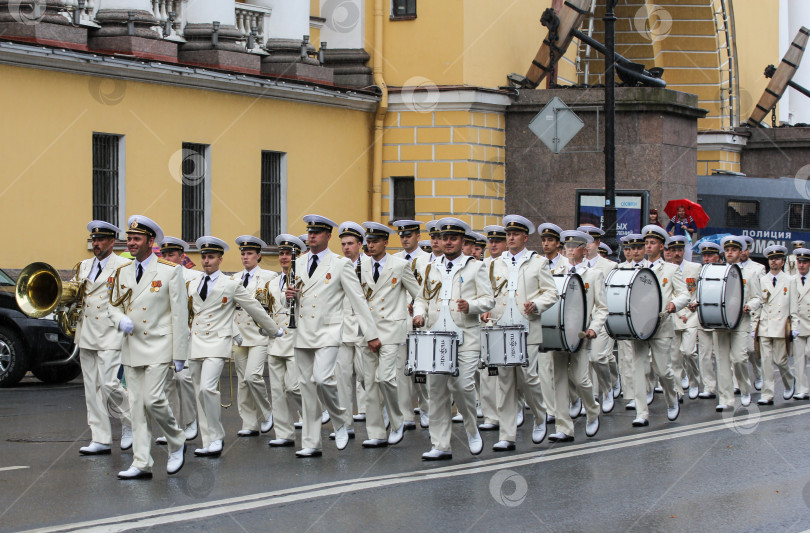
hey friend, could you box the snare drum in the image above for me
[696,263,743,329]
[604,268,662,340]
[405,331,459,376]
[538,274,587,352]
[480,325,528,366]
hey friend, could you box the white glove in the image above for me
[275,328,284,338]
[173,360,185,372]
[792,330,800,339]
[234,334,243,346]
[118,316,134,334]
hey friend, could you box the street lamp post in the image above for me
[603,0,619,259]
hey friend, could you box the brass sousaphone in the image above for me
[15,262,86,338]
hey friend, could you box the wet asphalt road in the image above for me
[2,372,810,533]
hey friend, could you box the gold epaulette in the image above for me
[157,258,176,266]
[117,261,133,270]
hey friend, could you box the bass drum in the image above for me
[605,268,662,340]
[696,263,743,329]
[538,274,587,353]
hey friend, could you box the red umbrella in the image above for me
[664,198,710,229]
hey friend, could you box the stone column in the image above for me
[253,0,332,83]
[319,0,371,87]
[90,0,177,61]
[0,0,88,49]
[179,0,259,74]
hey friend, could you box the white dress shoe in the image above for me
[261,413,274,433]
[321,410,331,425]
[794,393,810,400]
[184,420,198,441]
[585,416,600,437]
[625,400,636,410]
[195,440,223,457]
[120,425,133,451]
[478,422,499,431]
[741,393,751,407]
[688,386,699,400]
[546,414,556,424]
[681,376,689,389]
[754,378,763,391]
[757,398,774,405]
[237,429,259,437]
[601,393,614,414]
[329,429,355,440]
[353,413,366,422]
[715,404,730,412]
[421,447,452,461]
[155,436,167,445]
[414,407,421,414]
[631,418,649,427]
[532,419,547,444]
[516,409,524,428]
[268,438,295,447]
[166,444,185,475]
[335,425,349,450]
[548,432,574,442]
[784,379,796,400]
[420,412,429,428]
[118,466,152,480]
[467,431,483,455]
[294,420,303,429]
[667,400,680,421]
[79,441,111,455]
[646,389,654,406]
[612,377,622,399]
[362,438,388,448]
[654,385,663,393]
[295,448,322,457]
[388,423,404,445]
[698,391,716,399]
[569,398,582,419]
[492,440,515,451]
[451,413,463,423]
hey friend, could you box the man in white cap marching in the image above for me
[666,235,702,400]
[792,248,810,400]
[694,241,722,400]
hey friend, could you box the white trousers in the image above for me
[79,348,131,445]
[233,345,272,431]
[697,329,717,393]
[267,355,302,440]
[477,367,498,425]
[759,337,794,401]
[336,342,366,427]
[496,347,546,443]
[427,350,479,452]
[632,337,677,420]
[553,344,598,436]
[398,343,429,421]
[295,346,348,450]
[590,327,615,397]
[794,336,809,396]
[163,366,196,429]
[715,329,751,406]
[361,343,404,439]
[189,358,226,447]
[672,328,700,392]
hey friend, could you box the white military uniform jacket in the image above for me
[341,256,370,344]
[587,254,617,279]
[795,273,810,336]
[487,251,558,345]
[107,255,189,366]
[741,259,766,277]
[548,253,570,275]
[754,272,799,338]
[570,262,608,334]
[640,258,690,339]
[268,270,295,358]
[786,254,799,276]
[292,251,379,349]
[187,273,279,359]
[394,247,428,334]
[74,253,130,351]
[732,262,764,334]
[412,255,495,353]
[674,260,702,330]
[360,254,420,345]
[231,267,279,347]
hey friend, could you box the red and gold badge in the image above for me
[392,277,397,284]
[222,297,228,304]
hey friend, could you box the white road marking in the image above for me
[0,466,29,472]
[24,404,810,533]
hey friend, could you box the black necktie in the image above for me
[446,261,453,273]
[93,262,102,281]
[405,254,411,261]
[309,255,318,277]
[373,262,380,282]
[281,274,287,290]
[512,256,516,265]
[570,267,576,274]
[242,273,249,287]
[773,276,777,286]
[803,276,806,286]
[136,264,143,283]
[200,275,210,300]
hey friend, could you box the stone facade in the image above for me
[739,126,810,179]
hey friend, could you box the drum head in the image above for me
[560,274,587,352]
[723,264,744,329]
[628,268,662,340]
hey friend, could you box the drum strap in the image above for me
[421,263,442,300]
[489,262,508,297]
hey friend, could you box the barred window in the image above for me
[391,176,415,220]
[391,0,416,19]
[789,203,803,229]
[92,133,123,226]
[261,151,286,243]
[725,200,759,228]
[181,143,210,242]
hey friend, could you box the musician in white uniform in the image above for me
[740,235,766,390]
[598,243,612,258]
[108,215,187,480]
[155,237,200,445]
[285,215,381,457]
[786,240,804,276]
[630,225,689,427]
[75,221,133,456]
[231,236,278,437]
[712,236,762,411]
[696,242,722,400]
[666,236,702,400]
[413,218,495,460]
[616,234,647,411]
[266,234,305,447]
[791,248,810,400]
[550,230,606,441]
[358,222,420,447]
[392,219,429,429]
[188,237,281,458]
[754,245,798,404]
[334,222,368,438]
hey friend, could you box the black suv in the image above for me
[0,268,79,387]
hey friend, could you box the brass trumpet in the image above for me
[15,262,85,338]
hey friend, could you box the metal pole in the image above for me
[603,0,618,260]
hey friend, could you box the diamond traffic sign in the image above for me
[528,96,584,154]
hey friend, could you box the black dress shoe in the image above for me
[757,398,774,405]
[362,438,389,448]
[237,430,260,437]
[548,433,574,442]
[295,448,323,458]
[403,421,417,431]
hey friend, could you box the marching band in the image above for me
[59,213,808,478]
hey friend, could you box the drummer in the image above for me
[739,235,766,391]
[481,215,557,450]
[550,230,607,441]
[629,225,689,427]
[616,234,646,411]
[695,242,722,400]
[666,236,702,400]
